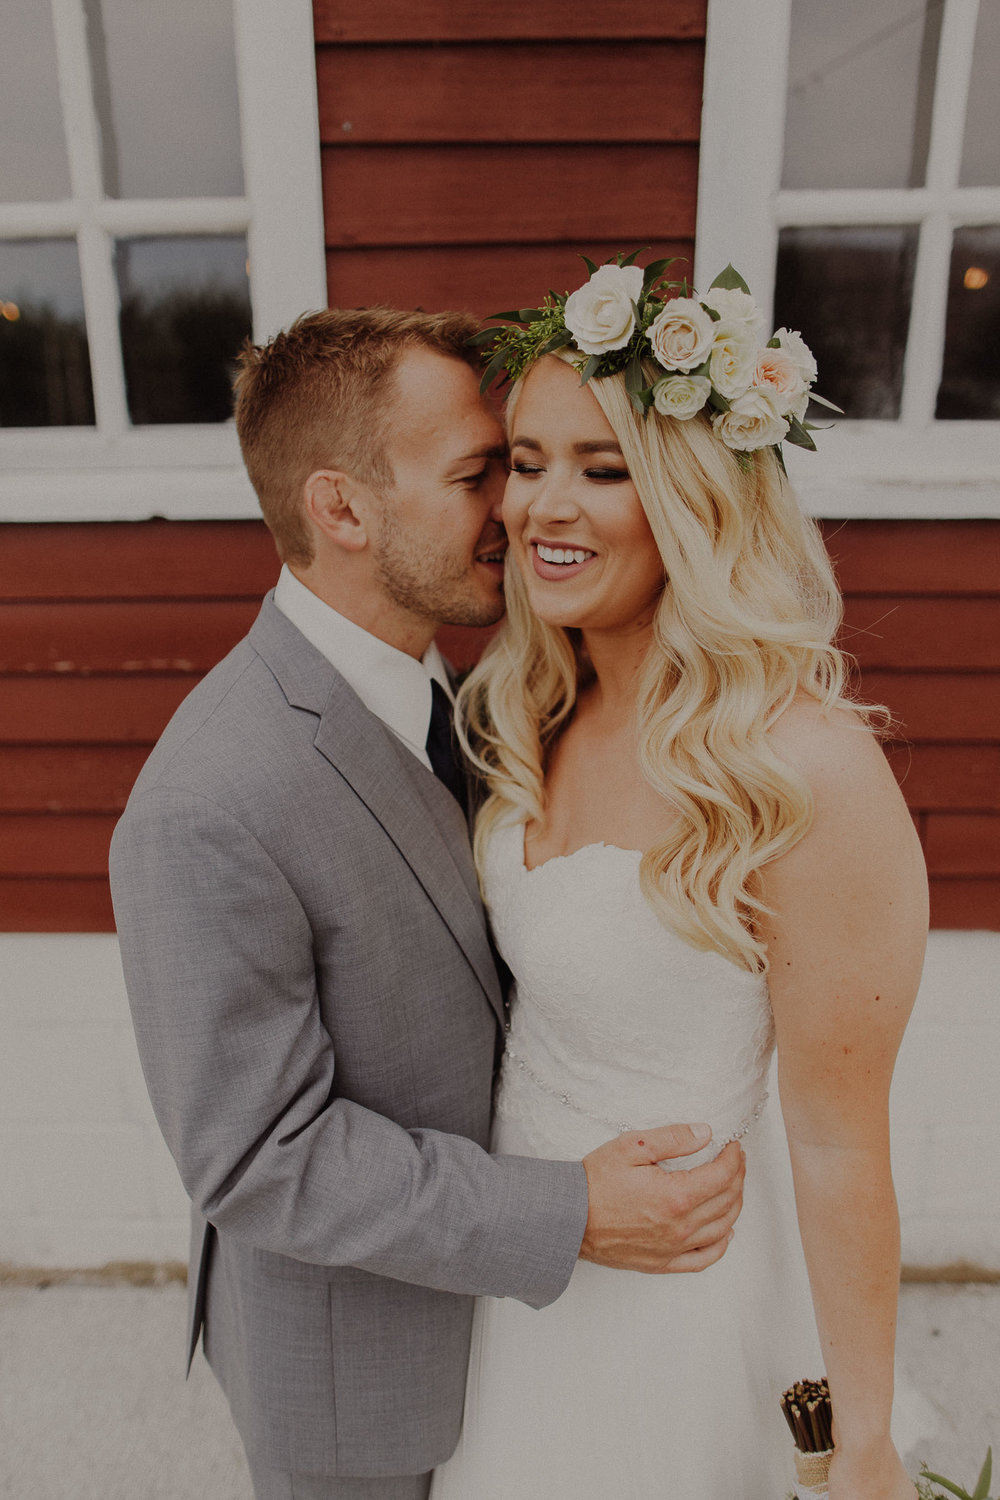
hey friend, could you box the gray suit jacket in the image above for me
[110,595,588,1477]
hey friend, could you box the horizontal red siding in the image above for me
[317,43,704,144]
[0,746,150,812]
[5,518,993,933]
[0,519,278,600]
[312,0,708,43]
[822,519,1000,594]
[883,745,1000,811]
[842,598,1000,671]
[0,878,114,932]
[0,601,262,676]
[928,879,1000,930]
[316,10,702,316]
[322,144,699,250]
[2,677,195,744]
[325,241,695,328]
[1,814,116,877]
[924,814,1000,876]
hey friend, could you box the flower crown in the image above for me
[472,251,838,465]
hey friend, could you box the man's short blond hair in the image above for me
[233,306,481,564]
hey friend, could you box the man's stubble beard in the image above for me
[372,517,505,630]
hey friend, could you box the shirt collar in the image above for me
[273,565,451,768]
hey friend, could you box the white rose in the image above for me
[754,346,808,417]
[647,296,716,372]
[712,387,790,452]
[564,264,644,356]
[772,327,818,387]
[702,286,765,335]
[708,324,758,398]
[652,374,711,420]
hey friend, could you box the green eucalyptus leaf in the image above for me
[642,256,681,294]
[786,415,817,451]
[467,327,506,347]
[709,263,751,295]
[919,1472,972,1500]
[538,328,574,356]
[580,255,599,276]
[774,443,788,478]
[620,248,644,267]
[807,390,845,414]
[488,309,529,323]
[624,347,646,413]
[578,353,602,386]
[766,336,781,349]
[973,1447,992,1500]
[707,389,731,413]
[700,302,722,322]
[479,343,512,395]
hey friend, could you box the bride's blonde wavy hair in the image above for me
[458,351,876,974]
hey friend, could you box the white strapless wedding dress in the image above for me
[430,818,825,1499]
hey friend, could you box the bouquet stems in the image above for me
[781,1378,834,1497]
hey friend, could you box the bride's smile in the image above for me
[504,355,665,636]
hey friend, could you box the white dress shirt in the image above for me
[273,565,452,773]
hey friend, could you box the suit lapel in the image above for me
[250,597,504,1025]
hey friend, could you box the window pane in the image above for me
[116,236,251,425]
[85,0,243,199]
[960,1,1000,186]
[0,241,95,427]
[774,227,918,420]
[936,227,1000,419]
[0,0,71,200]
[783,0,942,189]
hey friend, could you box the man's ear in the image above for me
[303,470,372,553]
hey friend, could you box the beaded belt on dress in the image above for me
[503,1042,769,1142]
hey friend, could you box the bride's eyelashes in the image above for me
[582,467,630,483]
[509,459,631,484]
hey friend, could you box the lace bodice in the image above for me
[486,819,775,1162]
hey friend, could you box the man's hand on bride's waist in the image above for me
[577,1124,746,1274]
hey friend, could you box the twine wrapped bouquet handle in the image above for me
[781,1378,834,1498]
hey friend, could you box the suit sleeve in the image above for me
[110,785,588,1308]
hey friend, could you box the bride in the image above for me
[431,262,927,1499]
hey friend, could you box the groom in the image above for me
[110,307,746,1500]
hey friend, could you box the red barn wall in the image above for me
[314,0,706,314]
[1,2,997,933]
[1,519,997,933]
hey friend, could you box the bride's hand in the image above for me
[827,1438,917,1499]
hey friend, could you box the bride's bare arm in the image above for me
[760,702,927,1500]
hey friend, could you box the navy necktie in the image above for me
[425,679,466,811]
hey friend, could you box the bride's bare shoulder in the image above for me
[764,693,922,895]
[765,692,893,802]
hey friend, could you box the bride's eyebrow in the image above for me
[509,437,624,455]
[574,440,624,456]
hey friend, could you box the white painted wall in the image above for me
[1,930,997,1273]
[0,935,189,1268]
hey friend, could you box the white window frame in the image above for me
[696,0,999,518]
[0,0,326,521]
